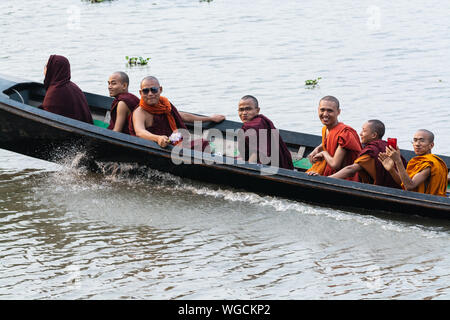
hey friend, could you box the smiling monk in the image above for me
[329,119,406,188]
[107,71,139,134]
[129,76,225,148]
[378,129,448,196]
[306,96,362,181]
[237,95,293,170]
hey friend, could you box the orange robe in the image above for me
[307,122,362,181]
[405,153,448,197]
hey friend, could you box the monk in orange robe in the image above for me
[330,120,406,188]
[378,129,448,197]
[306,96,362,181]
[129,76,225,148]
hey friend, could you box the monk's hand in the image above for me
[307,146,321,163]
[378,152,394,171]
[312,151,324,162]
[209,114,226,123]
[307,171,319,176]
[385,145,401,163]
[157,135,170,148]
[307,151,317,163]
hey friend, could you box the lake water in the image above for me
[0,0,449,299]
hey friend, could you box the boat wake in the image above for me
[38,150,450,237]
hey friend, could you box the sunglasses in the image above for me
[141,87,159,95]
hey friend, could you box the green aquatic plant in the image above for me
[125,56,151,66]
[305,77,321,87]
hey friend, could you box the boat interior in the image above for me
[3,81,450,185]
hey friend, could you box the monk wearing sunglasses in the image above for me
[129,76,225,148]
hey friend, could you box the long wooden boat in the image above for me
[1,74,449,220]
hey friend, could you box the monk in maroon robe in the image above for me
[41,55,93,124]
[330,120,406,188]
[237,95,294,170]
[107,71,139,134]
[129,76,225,149]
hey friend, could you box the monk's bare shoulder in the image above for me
[134,107,154,127]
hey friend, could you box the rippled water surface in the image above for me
[1,0,450,299]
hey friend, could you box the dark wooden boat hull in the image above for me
[1,75,449,220]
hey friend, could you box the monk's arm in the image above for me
[133,109,169,147]
[329,163,362,180]
[112,101,130,132]
[320,145,347,171]
[393,158,431,190]
[179,112,225,123]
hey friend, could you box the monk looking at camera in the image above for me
[307,96,361,181]
[237,95,293,170]
[107,71,139,134]
[378,129,448,196]
[129,76,225,148]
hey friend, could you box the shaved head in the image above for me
[141,76,160,87]
[319,96,340,110]
[240,95,259,108]
[367,119,385,139]
[416,129,434,142]
[112,71,129,86]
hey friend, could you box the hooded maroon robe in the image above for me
[357,139,407,188]
[128,102,209,150]
[42,55,93,124]
[239,114,294,170]
[107,92,139,134]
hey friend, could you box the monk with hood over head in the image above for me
[41,55,93,124]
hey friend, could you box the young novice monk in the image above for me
[329,119,406,188]
[378,129,448,196]
[107,71,139,134]
[237,95,293,170]
[307,96,362,181]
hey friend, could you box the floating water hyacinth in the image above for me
[125,56,150,66]
[305,77,322,87]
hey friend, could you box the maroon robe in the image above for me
[239,114,294,170]
[358,139,407,188]
[42,55,93,124]
[129,102,209,150]
[107,92,139,134]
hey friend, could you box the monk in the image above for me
[378,129,448,196]
[329,119,406,188]
[41,55,93,124]
[129,76,225,148]
[237,95,293,170]
[107,71,139,134]
[306,96,362,181]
